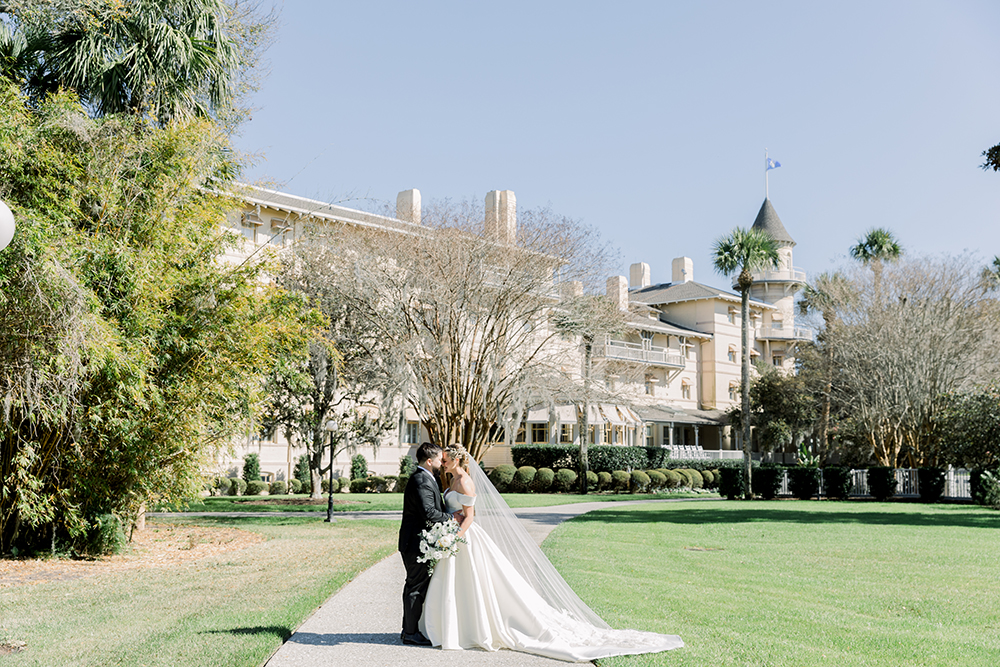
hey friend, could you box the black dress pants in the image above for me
[401,548,431,635]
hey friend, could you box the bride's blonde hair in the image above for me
[441,445,471,489]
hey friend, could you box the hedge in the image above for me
[753,466,782,500]
[867,466,897,501]
[512,445,579,470]
[597,471,612,490]
[512,466,537,493]
[289,479,303,494]
[585,470,598,490]
[269,481,287,495]
[245,480,268,496]
[489,465,517,492]
[395,474,409,492]
[231,478,247,496]
[685,469,704,490]
[531,468,555,493]
[647,470,667,490]
[822,466,852,500]
[349,478,368,493]
[611,470,631,492]
[788,467,821,500]
[338,477,351,492]
[213,477,232,496]
[719,467,746,499]
[553,468,578,492]
[917,467,945,503]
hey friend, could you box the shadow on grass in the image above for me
[569,504,999,529]
[203,625,292,640]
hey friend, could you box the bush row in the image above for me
[512,445,673,473]
[489,464,721,493]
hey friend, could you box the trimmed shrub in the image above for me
[752,466,783,500]
[675,469,693,487]
[369,476,387,493]
[553,468,578,492]
[512,466,537,493]
[611,470,630,492]
[917,467,946,503]
[699,469,715,487]
[788,467,821,500]
[269,481,287,495]
[213,476,232,496]
[295,454,311,487]
[823,466,852,500]
[597,471,613,490]
[867,466,897,501]
[399,455,417,477]
[719,467,746,500]
[321,478,331,493]
[81,513,128,556]
[512,445,579,470]
[970,469,1000,505]
[382,475,398,492]
[685,469,704,490]
[242,453,261,485]
[647,470,667,490]
[338,476,351,492]
[350,454,368,480]
[531,468,555,493]
[395,474,409,492]
[709,469,721,489]
[630,470,651,493]
[350,478,369,493]
[586,470,598,490]
[300,480,312,496]
[289,478,303,494]
[662,469,683,489]
[489,465,517,492]
[231,478,247,496]
[246,480,268,496]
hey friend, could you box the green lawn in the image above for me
[542,500,1000,667]
[0,516,398,667]
[161,490,714,513]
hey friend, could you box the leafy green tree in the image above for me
[931,384,1000,470]
[749,364,816,455]
[712,226,779,498]
[350,454,368,480]
[0,85,315,555]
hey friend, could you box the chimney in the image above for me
[485,190,516,243]
[396,189,421,224]
[606,275,628,311]
[629,262,651,289]
[671,257,694,283]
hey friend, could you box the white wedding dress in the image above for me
[419,489,684,662]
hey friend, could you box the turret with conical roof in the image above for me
[752,198,795,246]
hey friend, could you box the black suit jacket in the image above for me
[398,468,452,554]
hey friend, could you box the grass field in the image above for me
[161,490,714,513]
[0,516,398,667]
[543,500,1000,667]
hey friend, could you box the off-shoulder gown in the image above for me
[419,489,684,663]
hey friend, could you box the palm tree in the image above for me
[980,255,1000,290]
[24,0,240,124]
[712,227,779,499]
[798,272,850,461]
[849,228,902,295]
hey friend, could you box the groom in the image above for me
[399,442,453,646]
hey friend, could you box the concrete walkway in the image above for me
[258,499,695,667]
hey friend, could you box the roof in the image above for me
[626,313,712,340]
[752,198,795,245]
[629,280,774,310]
[634,404,723,426]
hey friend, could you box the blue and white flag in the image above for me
[766,158,781,170]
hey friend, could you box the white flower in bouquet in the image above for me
[417,518,465,574]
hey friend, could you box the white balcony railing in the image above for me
[750,267,807,283]
[594,339,685,367]
[756,326,815,342]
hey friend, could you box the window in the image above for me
[640,330,653,349]
[727,307,737,324]
[682,379,692,400]
[602,424,612,444]
[404,422,420,444]
[645,378,654,395]
[729,383,739,401]
[531,423,549,444]
[588,425,595,444]
[515,427,526,443]
[645,424,654,447]
[662,425,670,443]
[269,218,290,246]
[240,212,261,243]
[772,354,784,367]
[728,346,737,363]
[560,424,573,444]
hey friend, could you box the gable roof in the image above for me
[629,281,774,310]
[752,198,795,245]
[626,312,713,340]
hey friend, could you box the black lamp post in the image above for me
[325,419,337,523]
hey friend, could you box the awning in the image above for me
[525,404,578,423]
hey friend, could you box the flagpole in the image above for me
[765,148,769,200]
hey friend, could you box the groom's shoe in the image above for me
[401,630,432,646]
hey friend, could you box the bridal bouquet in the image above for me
[417,518,466,574]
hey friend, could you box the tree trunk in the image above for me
[579,340,593,495]
[740,277,753,499]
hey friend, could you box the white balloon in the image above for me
[0,199,14,251]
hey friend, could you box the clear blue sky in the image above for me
[234,0,1000,287]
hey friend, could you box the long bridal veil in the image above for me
[468,462,611,629]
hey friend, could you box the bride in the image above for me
[419,445,684,662]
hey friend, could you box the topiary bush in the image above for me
[674,469,692,488]
[685,469,704,490]
[752,466,783,500]
[350,478,369,493]
[269,481,287,495]
[382,475,398,492]
[699,469,715,487]
[395,474,409,492]
[788,467,821,500]
[823,466,852,500]
[295,454,311,488]
[246,480,268,496]
[531,468,555,493]
[338,476,351,492]
[647,470,667,491]
[553,468,578,492]
[489,464,517,492]
[242,453,261,486]
[867,466,897,501]
[719,467,746,500]
[213,476,232,496]
[630,470,651,493]
[611,470,630,493]
[512,466,537,493]
[917,467,945,503]
[231,478,247,496]
[350,454,369,480]
[368,476,387,493]
[289,478,303,494]
[300,480,312,496]
[597,471,612,491]
[586,470,598,491]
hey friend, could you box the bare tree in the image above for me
[286,199,619,462]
